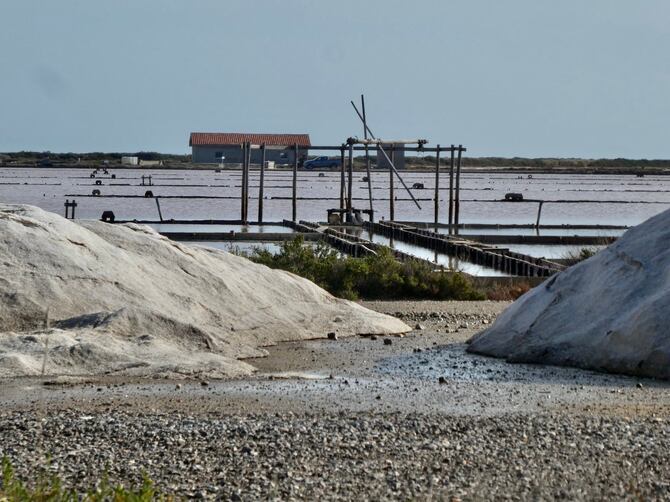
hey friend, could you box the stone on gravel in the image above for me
[468,208,670,379]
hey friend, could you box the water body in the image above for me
[186,241,284,255]
[1,167,668,226]
[2,167,666,276]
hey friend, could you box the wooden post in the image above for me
[245,141,252,222]
[448,145,455,235]
[155,197,163,222]
[454,145,463,235]
[361,94,374,221]
[64,199,77,219]
[339,145,346,210]
[292,143,298,222]
[347,143,354,213]
[258,143,266,223]
[434,145,440,230]
[240,142,247,223]
[536,201,544,229]
[389,147,395,221]
[365,146,373,221]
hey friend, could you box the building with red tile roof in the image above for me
[190,132,311,165]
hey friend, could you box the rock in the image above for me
[200,381,209,387]
[415,323,425,331]
[438,376,447,384]
[327,332,338,340]
[468,208,670,380]
[384,338,393,346]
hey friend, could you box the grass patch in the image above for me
[1,457,168,501]
[249,236,484,301]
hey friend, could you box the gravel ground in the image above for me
[1,300,670,500]
[2,411,670,500]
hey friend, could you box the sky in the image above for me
[1,0,669,158]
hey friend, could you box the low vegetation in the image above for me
[484,281,532,301]
[562,247,598,266]
[250,237,484,301]
[1,458,165,501]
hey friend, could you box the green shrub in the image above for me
[1,457,165,501]
[250,237,484,301]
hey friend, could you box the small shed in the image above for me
[189,132,311,165]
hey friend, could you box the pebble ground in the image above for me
[1,300,669,500]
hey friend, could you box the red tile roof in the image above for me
[190,132,311,147]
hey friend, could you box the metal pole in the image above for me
[448,145,455,235]
[292,143,298,222]
[389,148,395,221]
[258,143,266,223]
[339,145,346,210]
[347,143,354,213]
[454,145,463,235]
[361,94,374,220]
[434,145,440,230]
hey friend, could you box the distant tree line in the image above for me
[404,156,670,168]
[2,151,669,169]
[2,151,191,162]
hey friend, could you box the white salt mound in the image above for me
[467,208,670,380]
[0,205,409,378]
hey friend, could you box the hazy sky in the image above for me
[1,0,669,157]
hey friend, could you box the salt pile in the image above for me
[0,205,409,378]
[468,208,670,379]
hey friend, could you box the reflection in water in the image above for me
[148,224,294,234]
[0,167,668,226]
[186,241,284,255]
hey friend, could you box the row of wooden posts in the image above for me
[285,219,439,266]
[365,220,564,277]
[238,142,467,232]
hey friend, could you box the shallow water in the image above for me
[1,167,668,226]
[501,244,606,259]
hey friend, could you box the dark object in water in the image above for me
[101,211,115,223]
[505,192,524,201]
[92,189,101,196]
[95,180,102,186]
[144,190,154,198]
[362,176,369,182]
[412,182,425,189]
